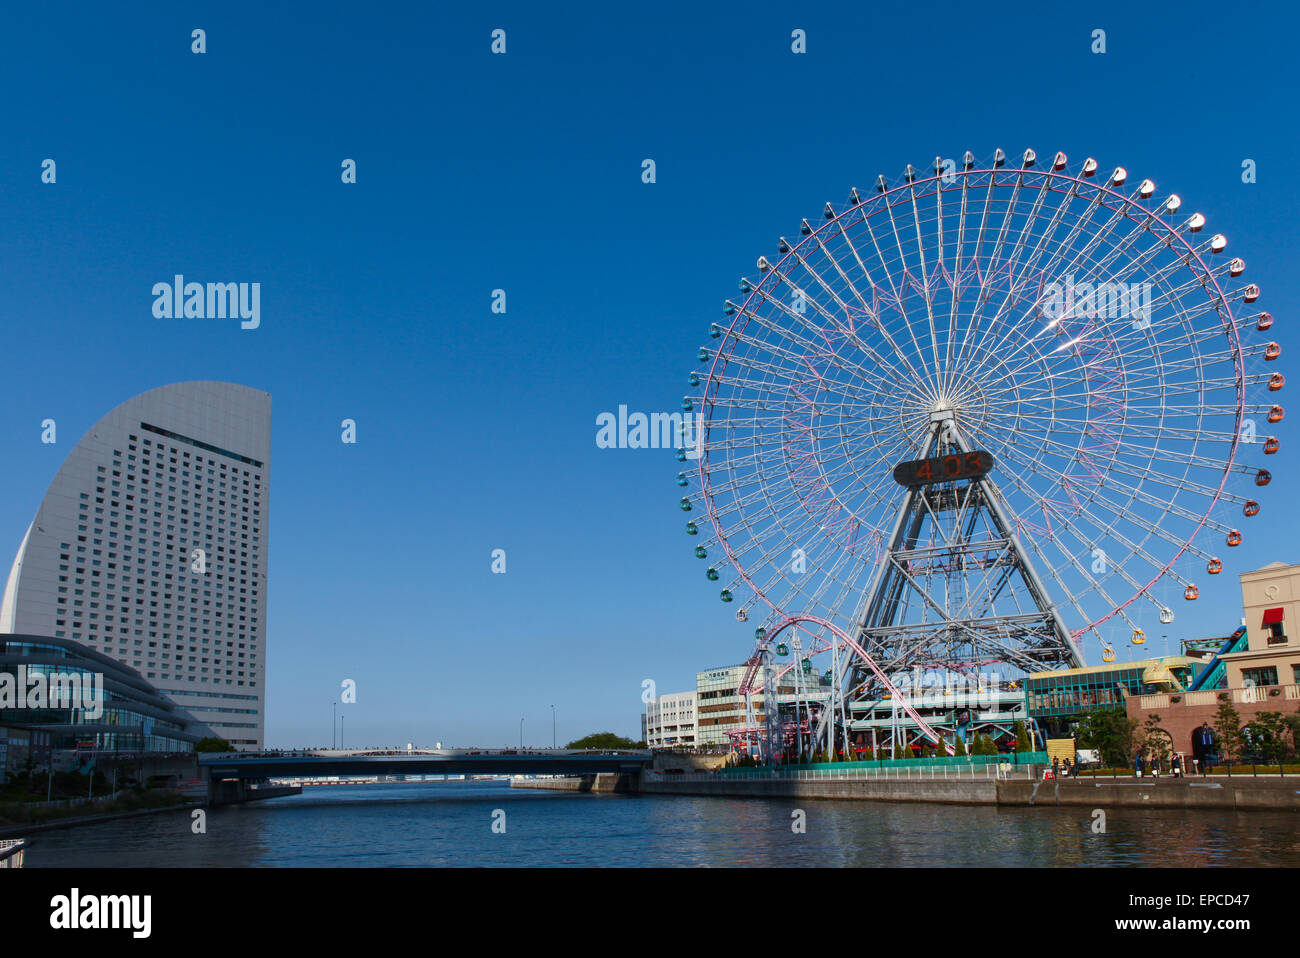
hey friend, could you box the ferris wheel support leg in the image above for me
[851,428,941,640]
[948,427,1085,669]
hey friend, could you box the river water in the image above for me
[22,781,1300,867]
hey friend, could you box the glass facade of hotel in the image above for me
[0,634,212,753]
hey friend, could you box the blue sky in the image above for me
[0,1,1294,748]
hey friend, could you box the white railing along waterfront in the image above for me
[22,794,120,810]
[644,762,1036,784]
[0,839,26,868]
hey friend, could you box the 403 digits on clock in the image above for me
[892,451,994,488]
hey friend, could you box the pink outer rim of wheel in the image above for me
[696,162,1248,642]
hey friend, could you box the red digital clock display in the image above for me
[892,451,994,487]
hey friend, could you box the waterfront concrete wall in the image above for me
[999,777,1300,811]
[651,752,730,772]
[639,773,1300,810]
[640,776,998,805]
[510,773,636,794]
[511,777,586,792]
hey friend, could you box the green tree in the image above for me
[1015,720,1033,753]
[1073,708,1137,767]
[953,735,967,757]
[1282,711,1300,760]
[563,732,641,750]
[894,737,911,759]
[194,737,234,753]
[1212,697,1245,763]
[1242,711,1290,764]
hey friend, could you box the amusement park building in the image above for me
[1023,656,1201,736]
[847,683,1031,753]
[1215,562,1300,690]
[645,691,697,748]
[1123,562,1300,757]
[0,382,271,749]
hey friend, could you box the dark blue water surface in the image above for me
[22,781,1300,867]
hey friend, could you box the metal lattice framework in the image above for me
[680,148,1279,704]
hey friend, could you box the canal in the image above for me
[22,781,1300,867]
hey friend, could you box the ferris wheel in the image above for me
[679,148,1280,676]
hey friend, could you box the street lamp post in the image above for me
[333,702,337,750]
[519,717,524,750]
[551,705,556,749]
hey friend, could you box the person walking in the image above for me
[1134,753,1144,778]
[1194,722,1215,774]
[1172,753,1183,778]
[1052,756,1060,779]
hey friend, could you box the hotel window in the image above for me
[1241,666,1278,688]
[1262,608,1286,646]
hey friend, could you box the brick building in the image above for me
[1125,561,1300,760]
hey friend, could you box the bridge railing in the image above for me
[199,748,651,761]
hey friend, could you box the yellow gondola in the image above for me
[1131,629,1145,645]
[1102,646,1117,663]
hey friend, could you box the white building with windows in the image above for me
[695,664,763,748]
[0,382,270,749]
[644,691,697,748]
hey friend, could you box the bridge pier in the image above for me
[210,778,301,806]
